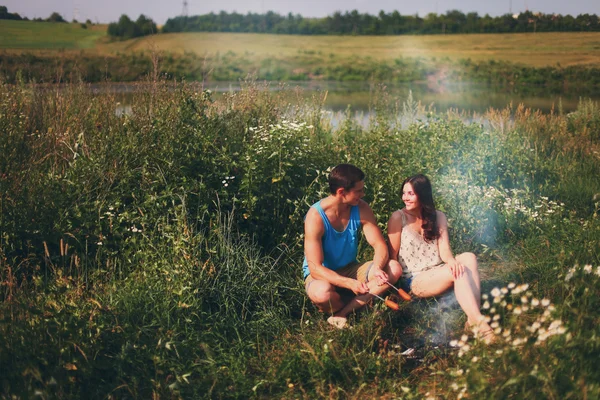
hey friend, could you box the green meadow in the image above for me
[0,20,106,50]
[2,20,599,68]
[116,31,600,67]
[0,79,599,398]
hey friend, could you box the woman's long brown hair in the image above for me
[402,174,440,242]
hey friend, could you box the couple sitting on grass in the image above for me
[303,163,495,343]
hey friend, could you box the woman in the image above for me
[387,174,494,342]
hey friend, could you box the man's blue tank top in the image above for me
[302,200,361,279]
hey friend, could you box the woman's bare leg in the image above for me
[411,260,490,332]
[456,252,481,305]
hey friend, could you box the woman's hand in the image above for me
[447,259,465,280]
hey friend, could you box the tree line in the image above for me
[4,5,599,39]
[162,10,600,35]
[0,6,93,25]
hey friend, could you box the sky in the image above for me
[3,0,600,25]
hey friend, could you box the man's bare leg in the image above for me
[332,261,402,319]
[305,279,345,314]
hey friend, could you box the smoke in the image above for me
[427,291,460,345]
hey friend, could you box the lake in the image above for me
[108,81,599,124]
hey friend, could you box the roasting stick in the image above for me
[370,291,400,311]
[385,281,412,301]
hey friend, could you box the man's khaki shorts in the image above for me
[304,260,374,292]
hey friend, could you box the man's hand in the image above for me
[447,259,465,280]
[348,280,370,295]
[372,268,389,286]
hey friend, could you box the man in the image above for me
[303,164,402,328]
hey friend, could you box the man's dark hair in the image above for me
[328,164,365,194]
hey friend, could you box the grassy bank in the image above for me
[1,80,599,398]
[2,51,600,97]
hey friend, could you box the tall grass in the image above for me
[0,79,599,398]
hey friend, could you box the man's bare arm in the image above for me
[359,200,389,270]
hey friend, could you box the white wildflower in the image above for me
[565,270,574,281]
[541,299,550,307]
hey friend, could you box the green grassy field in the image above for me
[0,20,106,50]
[118,31,600,67]
[2,20,600,68]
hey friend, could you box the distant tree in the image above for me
[135,14,157,35]
[108,14,157,39]
[86,19,92,25]
[46,12,67,23]
[108,15,138,38]
[0,5,23,20]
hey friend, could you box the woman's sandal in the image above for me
[465,320,496,344]
[464,320,471,332]
[478,328,497,345]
